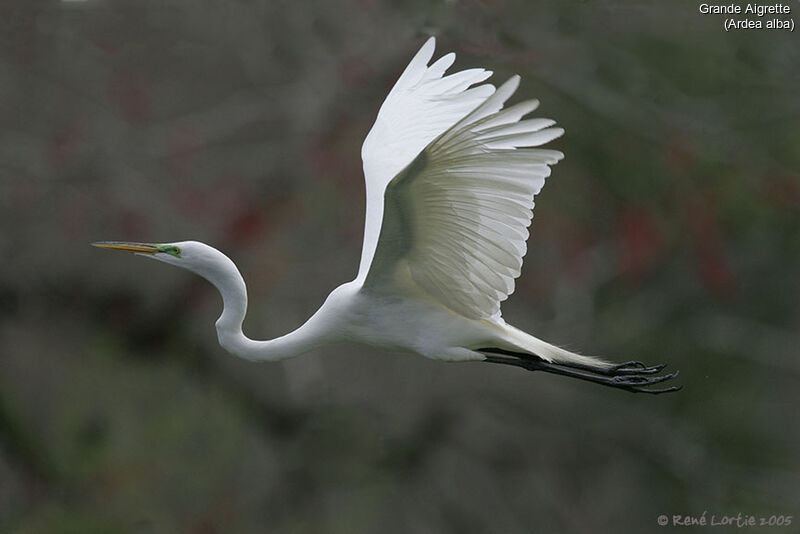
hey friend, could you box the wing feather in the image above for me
[358,38,496,279]
[364,76,565,319]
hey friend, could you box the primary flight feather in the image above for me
[94,38,680,394]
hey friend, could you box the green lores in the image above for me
[158,245,182,258]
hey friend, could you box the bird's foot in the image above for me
[605,361,667,376]
[604,369,681,394]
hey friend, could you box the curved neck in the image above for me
[200,254,328,362]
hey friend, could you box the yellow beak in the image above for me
[91,241,160,254]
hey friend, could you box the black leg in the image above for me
[479,349,681,395]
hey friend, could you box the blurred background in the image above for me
[1,0,798,532]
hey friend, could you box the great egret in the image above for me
[94,38,679,394]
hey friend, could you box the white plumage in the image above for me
[365,73,565,320]
[95,38,680,394]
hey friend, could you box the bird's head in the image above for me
[91,240,236,283]
[93,239,249,345]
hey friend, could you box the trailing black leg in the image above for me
[479,349,681,395]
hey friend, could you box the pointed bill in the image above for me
[91,241,160,254]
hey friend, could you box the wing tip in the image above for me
[441,51,456,63]
[411,36,437,70]
[420,36,436,57]
[501,75,521,93]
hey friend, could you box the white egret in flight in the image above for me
[95,38,679,394]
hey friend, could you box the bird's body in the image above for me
[167,241,570,365]
[95,38,680,394]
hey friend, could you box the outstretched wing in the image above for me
[357,38,496,279]
[363,75,565,320]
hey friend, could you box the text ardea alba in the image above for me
[95,38,679,394]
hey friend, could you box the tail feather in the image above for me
[498,324,611,369]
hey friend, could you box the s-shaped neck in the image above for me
[195,249,330,362]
